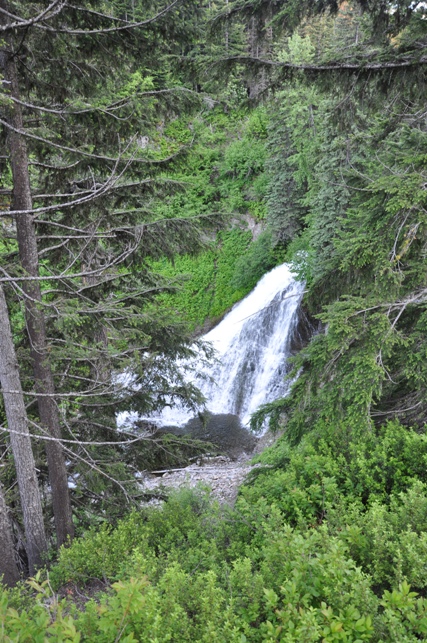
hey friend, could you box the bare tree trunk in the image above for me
[0,482,20,586]
[1,24,74,547]
[0,285,47,574]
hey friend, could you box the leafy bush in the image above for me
[151,227,253,330]
[234,421,427,602]
[5,431,427,643]
[146,105,272,331]
[337,483,427,594]
[49,511,150,587]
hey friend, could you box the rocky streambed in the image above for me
[137,413,277,505]
[140,454,256,505]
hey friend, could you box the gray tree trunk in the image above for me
[0,284,47,574]
[0,482,20,586]
[0,11,74,547]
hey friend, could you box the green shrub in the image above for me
[151,227,253,330]
[231,230,276,292]
[8,416,427,640]
[5,477,427,641]
[49,511,151,588]
[146,105,272,331]
[50,488,221,589]
[338,482,427,594]
[237,435,348,530]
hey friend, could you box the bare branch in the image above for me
[0,143,135,217]
[0,261,129,284]
[213,54,427,72]
[0,0,67,32]
[348,288,427,319]
[36,0,182,35]
[0,421,180,449]
[8,86,196,118]
[0,115,190,168]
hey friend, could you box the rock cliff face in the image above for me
[243,213,264,241]
[288,305,320,355]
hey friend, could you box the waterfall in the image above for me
[148,263,304,428]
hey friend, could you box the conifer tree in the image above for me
[248,2,427,439]
[0,0,211,557]
[0,283,47,573]
[0,482,19,586]
[0,16,74,546]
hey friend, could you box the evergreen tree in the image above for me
[250,2,427,441]
[0,0,212,563]
[0,283,47,574]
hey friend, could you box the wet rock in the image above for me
[288,305,319,354]
[183,412,257,458]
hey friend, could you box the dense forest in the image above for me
[1,0,427,640]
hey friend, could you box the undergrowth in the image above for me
[149,106,275,331]
[3,421,427,641]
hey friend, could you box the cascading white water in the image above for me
[149,263,304,428]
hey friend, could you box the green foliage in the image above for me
[264,64,427,437]
[239,440,341,528]
[1,492,379,642]
[151,227,252,330]
[6,414,427,641]
[49,511,149,587]
[244,420,427,514]
[239,421,427,598]
[231,230,276,292]
[338,483,427,594]
[377,582,427,642]
[0,0,223,540]
[220,135,267,213]
[5,3,427,642]
[148,105,273,330]
[211,229,251,314]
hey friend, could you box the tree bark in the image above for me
[1,18,74,547]
[0,285,47,574]
[0,482,20,586]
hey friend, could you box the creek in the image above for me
[133,264,306,500]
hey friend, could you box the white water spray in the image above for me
[146,263,304,428]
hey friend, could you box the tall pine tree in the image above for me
[0,0,211,563]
